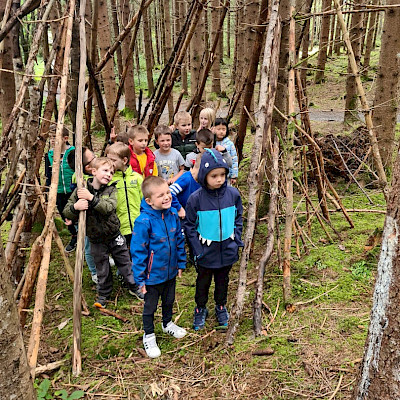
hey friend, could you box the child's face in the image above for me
[83,149,96,175]
[92,164,114,186]
[176,118,192,137]
[206,167,226,190]
[145,182,172,210]
[156,134,172,152]
[196,141,212,154]
[199,114,209,129]
[129,132,148,155]
[107,153,127,171]
[213,124,227,141]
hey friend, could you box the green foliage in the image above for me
[54,390,85,399]
[35,379,52,399]
[350,260,373,281]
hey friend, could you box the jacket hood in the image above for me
[197,148,229,188]
[139,197,172,217]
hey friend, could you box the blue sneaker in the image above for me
[215,305,229,327]
[193,307,208,330]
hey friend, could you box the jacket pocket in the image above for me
[147,250,154,279]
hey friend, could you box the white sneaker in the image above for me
[91,274,98,284]
[162,321,187,339]
[143,333,161,358]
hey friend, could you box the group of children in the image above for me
[47,109,242,358]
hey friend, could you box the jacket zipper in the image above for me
[217,192,223,266]
[147,250,154,279]
[123,174,133,232]
[162,213,172,280]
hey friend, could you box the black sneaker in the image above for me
[193,307,208,331]
[128,283,145,301]
[94,296,108,308]
[65,235,77,253]
[215,305,229,327]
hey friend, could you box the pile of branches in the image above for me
[314,126,372,181]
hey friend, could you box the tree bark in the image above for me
[0,256,35,399]
[190,5,205,97]
[142,7,154,96]
[314,0,331,83]
[162,0,174,119]
[362,1,378,76]
[372,0,400,170]
[211,0,222,94]
[344,0,364,123]
[110,0,123,78]
[179,0,188,94]
[353,145,400,399]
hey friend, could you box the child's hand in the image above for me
[64,218,73,226]
[110,126,117,143]
[178,207,186,219]
[178,269,183,278]
[77,188,94,201]
[230,178,237,185]
[167,177,175,185]
[141,285,147,294]
[215,145,226,152]
[74,199,89,211]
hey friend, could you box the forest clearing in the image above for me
[0,0,399,399]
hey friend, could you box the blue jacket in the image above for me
[131,199,186,287]
[184,149,243,268]
[170,171,200,211]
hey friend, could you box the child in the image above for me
[127,124,158,177]
[184,149,243,330]
[154,125,185,185]
[170,154,202,219]
[197,108,215,131]
[67,147,98,283]
[131,176,187,358]
[213,118,238,185]
[171,111,197,159]
[106,142,143,249]
[63,157,140,307]
[45,125,77,252]
[184,129,233,170]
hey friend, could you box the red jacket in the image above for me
[129,146,156,177]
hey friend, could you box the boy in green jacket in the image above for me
[63,157,141,307]
[106,142,144,249]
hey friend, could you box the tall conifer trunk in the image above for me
[143,7,154,97]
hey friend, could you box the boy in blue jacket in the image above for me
[184,149,243,330]
[131,176,187,358]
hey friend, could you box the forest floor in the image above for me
[18,51,396,399]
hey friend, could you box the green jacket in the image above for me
[110,166,143,236]
[47,146,75,194]
[63,178,121,243]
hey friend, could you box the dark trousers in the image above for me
[90,233,135,298]
[143,278,176,335]
[56,192,77,236]
[124,234,132,256]
[195,265,232,308]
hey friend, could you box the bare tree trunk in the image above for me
[353,146,400,399]
[179,0,188,94]
[232,0,244,86]
[327,10,335,57]
[211,0,222,94]
[0,256,35,399]
[372,0,400,170]
[362,2,378,76]
[190,7,205,97]
[314,0,331,83]
[162,0,174,119]
[333,0,342,54]
[226,0,281,345]
[110,0,123,78]
[344,0,364,124]
[143,7,154,96]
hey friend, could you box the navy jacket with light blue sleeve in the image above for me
[184,149,243,269]
[130,199,186,287]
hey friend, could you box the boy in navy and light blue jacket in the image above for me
[184,149,243,330]
[131,176,187,358]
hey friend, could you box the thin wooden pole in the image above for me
[26,0,76,377]
[72,0,88,376]
[333,0,388,201]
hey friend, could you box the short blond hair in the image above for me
[127,124,149,140]
[142,176,167,199]
[91,157,115,173]
[199,108,215,128]
[174,111,191,125]
[106,142,130,161]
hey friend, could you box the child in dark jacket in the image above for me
[63,157,139,307]
[131,176,187,358]
[184,149,243,330]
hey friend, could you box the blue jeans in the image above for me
[85,236,97,276]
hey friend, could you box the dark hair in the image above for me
[154,125,172,140]
[106,142,130,161]
[214,118,229,139]
[67,147,95,171]
[196,128,213,145]
[142,176,167,199]
[50,123,70,138]
[115,132,129,144]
